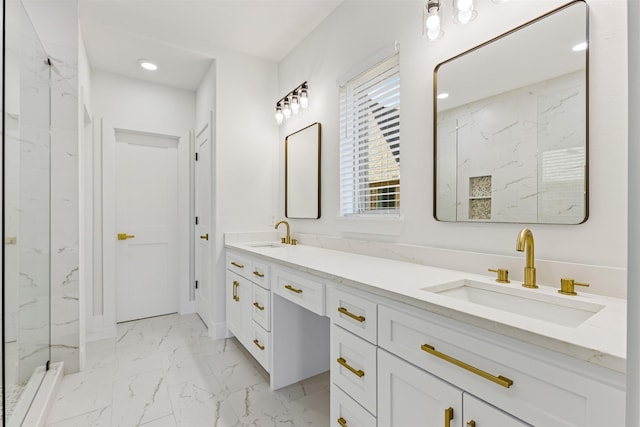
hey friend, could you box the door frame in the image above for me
[102,118,192,331]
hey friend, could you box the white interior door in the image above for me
[195,122,211,327]
[115,130,180,322]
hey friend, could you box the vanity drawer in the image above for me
[273,269,325,315]
[331,383,376,427]
[226,252,251,279]
[251,283,271,331]
[250,259,270,289]
[331,324,377,415]
[378,304,620,427]
[249,322,270,373]
[328,287,377,344]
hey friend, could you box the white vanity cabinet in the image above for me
[378,303,625,427]
[378,349,529,427]
[225,251,271,372]
[328,287,379,425]
[224,243,625,427]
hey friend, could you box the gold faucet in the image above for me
[275,220,291,245]
[516,228,537,288]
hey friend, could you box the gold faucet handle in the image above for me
[558,278,589,296]
[281,237,286,244]
[488,268,510,284]
[291,238,297,245]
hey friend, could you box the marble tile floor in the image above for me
[45,313,330,427]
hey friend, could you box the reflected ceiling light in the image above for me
[138,59,158,71]
[273,82,308,126]
[572,41,588,52]
[437,92,450,99]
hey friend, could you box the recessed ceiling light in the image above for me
[138,59,158,71]
[572,42,588,52]
[437,93,450,99]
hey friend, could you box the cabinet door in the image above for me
[226,272,252,347]
[463,393,530,427]
[378,349,463,427]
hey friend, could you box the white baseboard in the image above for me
[86,326,117,342]
[209,321,231,340]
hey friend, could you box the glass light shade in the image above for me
[300,90,309,109]
[454,0,476,24]
[283,100,292,119]
[138,59,158,71]
[275,106,284,124]
[291,94,300,114]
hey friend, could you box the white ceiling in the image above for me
[79,0,344,90]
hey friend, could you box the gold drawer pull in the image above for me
[337,307,365,323]
[253,302,265,311]
[117,233,135,240]
[337,417,348,427]
[445,407,454,427]
[232,280,239,302]
[230,261,244,269]
[421,344,513,389]
[253,339,265,350]
[253,271,265,278]
[467,421,476,427]
[285,284,303,294]
[337,357,364,378]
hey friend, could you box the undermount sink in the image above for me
[247,242,284,248]
[423,279,605,327]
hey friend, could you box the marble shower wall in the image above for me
[22,0,81,374]
[437,71,586,223]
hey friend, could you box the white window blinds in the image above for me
[339,53,400,216]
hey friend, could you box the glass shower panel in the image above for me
[3,0,51,424]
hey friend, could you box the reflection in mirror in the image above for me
[434,1,588,224]
[285,122,321,219]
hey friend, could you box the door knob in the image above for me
[117,233,135,240]
[200,233,209,240]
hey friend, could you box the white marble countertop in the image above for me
[225,241,627,373]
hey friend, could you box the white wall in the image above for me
[196,50,279,337]
[92,70,196,129]
[276,0,627,272]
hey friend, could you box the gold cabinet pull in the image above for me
[200,233,209,240]
[285,284,303,294]
[337,357,364,378]
[445,407,454,427]
[230,261,244,269]
[337,417,348,427]
[253,302,265,311]
[467,421,476,427]
[253,271,265,278]
[253,339,265,350]
[421,344,513,389]
[232,281,239,302]
[337,307,365,323]
[117,233,135,240]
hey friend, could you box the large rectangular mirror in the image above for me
[285,122,321,219]
[434,1,588,224]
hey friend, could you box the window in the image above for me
[339,53,400,216]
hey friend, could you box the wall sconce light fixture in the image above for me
[275,81,308,125]
[424,0,504,41]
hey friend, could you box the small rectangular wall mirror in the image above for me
[286,122,321,219]
[434,0,588,224]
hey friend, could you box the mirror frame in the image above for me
[433,0,589,224]
[285,122,322,219]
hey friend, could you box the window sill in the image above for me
[336,215,405,236]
